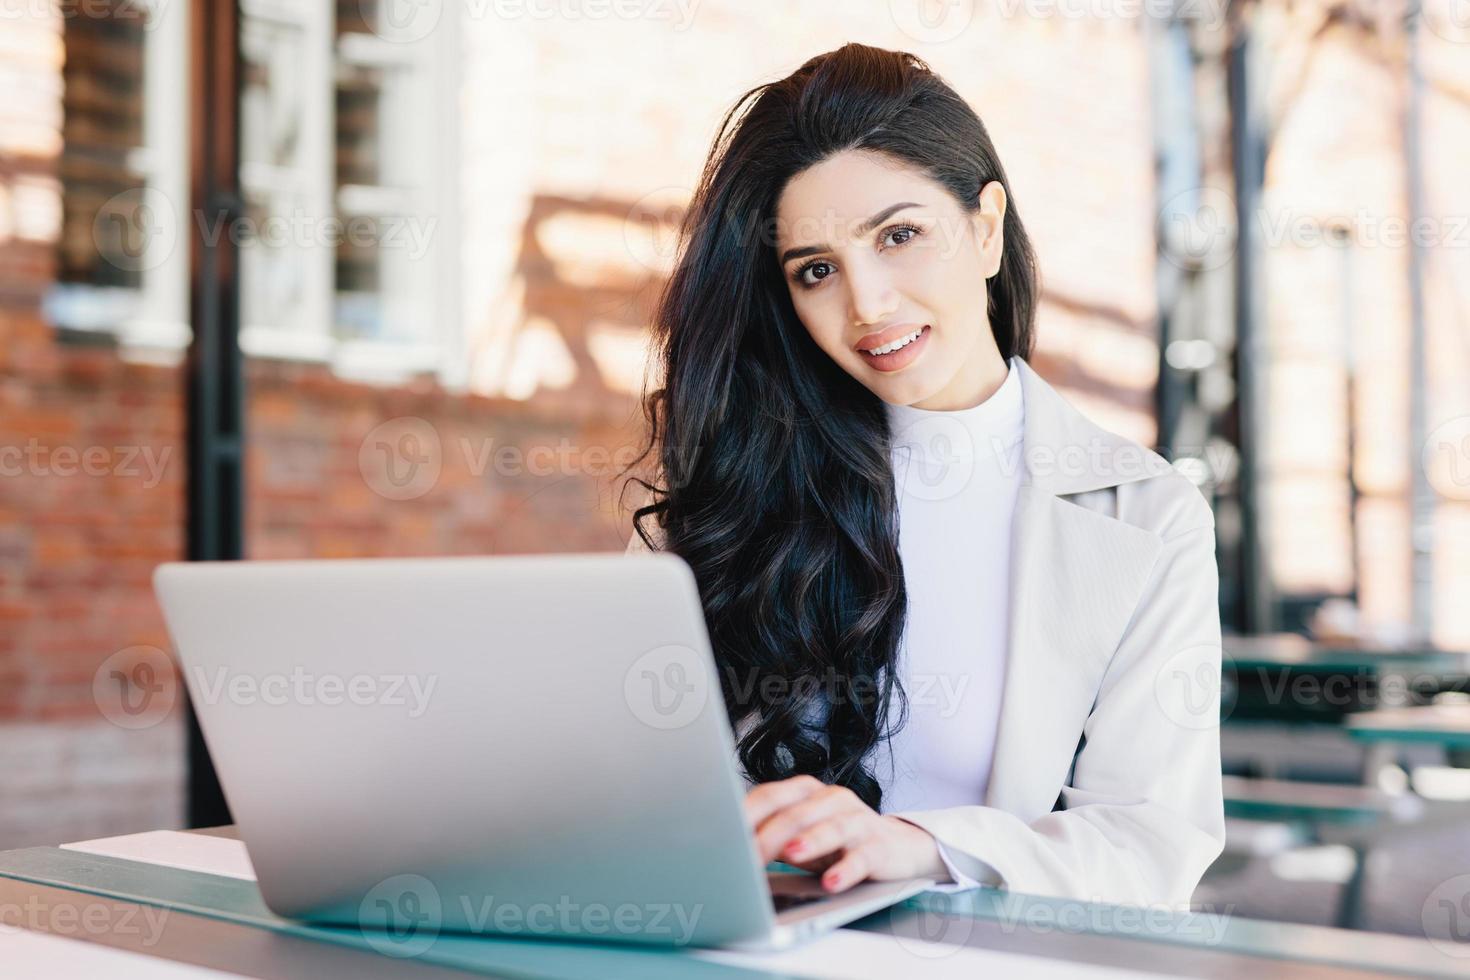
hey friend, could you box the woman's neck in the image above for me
[906,347,1010,412]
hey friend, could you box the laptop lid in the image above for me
[154,553,777,948]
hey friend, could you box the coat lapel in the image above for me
[982,359,1170,816]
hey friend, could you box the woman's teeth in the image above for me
[864,327,925,356]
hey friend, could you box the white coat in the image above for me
[627,356,1225,908]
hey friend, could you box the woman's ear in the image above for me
[973,180,1008,279]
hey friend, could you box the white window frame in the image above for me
[325,13,462,386]
[43,0,190,361]
[46,0,462,388]
[236,0,335,361]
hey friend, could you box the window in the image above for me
[49,0,461,385]
[237,0,334,359]
[47,0,189,357]
[238,0,461,383]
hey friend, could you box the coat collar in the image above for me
[1011,356,1174,497]
[981,357,1169,815]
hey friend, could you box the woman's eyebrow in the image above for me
[777,201,923,266]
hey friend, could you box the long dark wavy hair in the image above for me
[621,42,1040,810]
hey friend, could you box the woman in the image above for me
[622,42,1224,909]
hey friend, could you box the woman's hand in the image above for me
[744,775,953,893]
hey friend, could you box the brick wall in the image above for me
[0,311,645,848]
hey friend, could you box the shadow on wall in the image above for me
[466,192,681,415]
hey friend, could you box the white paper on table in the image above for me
[0,928,248,979]
[691,928,1181,980]
[62,830,257,881]
[61,831,1183,980]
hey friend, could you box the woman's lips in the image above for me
[859,325,930,373]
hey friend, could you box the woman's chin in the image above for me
[867,380,933,408]
[856,364,943,405]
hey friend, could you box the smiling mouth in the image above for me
[858,325,928,357]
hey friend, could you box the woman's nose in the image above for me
[846,266,899,327]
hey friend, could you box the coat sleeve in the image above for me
[892,514,1226,909]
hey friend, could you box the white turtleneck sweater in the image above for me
[870,356,1024,886]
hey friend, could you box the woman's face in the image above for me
[774,150,1008,411]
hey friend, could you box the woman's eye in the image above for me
[795,261,833,287]
[884,224,922,247]
[790,224,921,289]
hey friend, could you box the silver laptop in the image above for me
[153,553,933,950]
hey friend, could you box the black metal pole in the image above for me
[1229,9,1272,635]
[184,0,243,828]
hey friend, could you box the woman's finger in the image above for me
[754,785,860,863]
[778,809,870,865]
[742,774,824,831]
[820,841,877,893]
[781,850,842,875]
